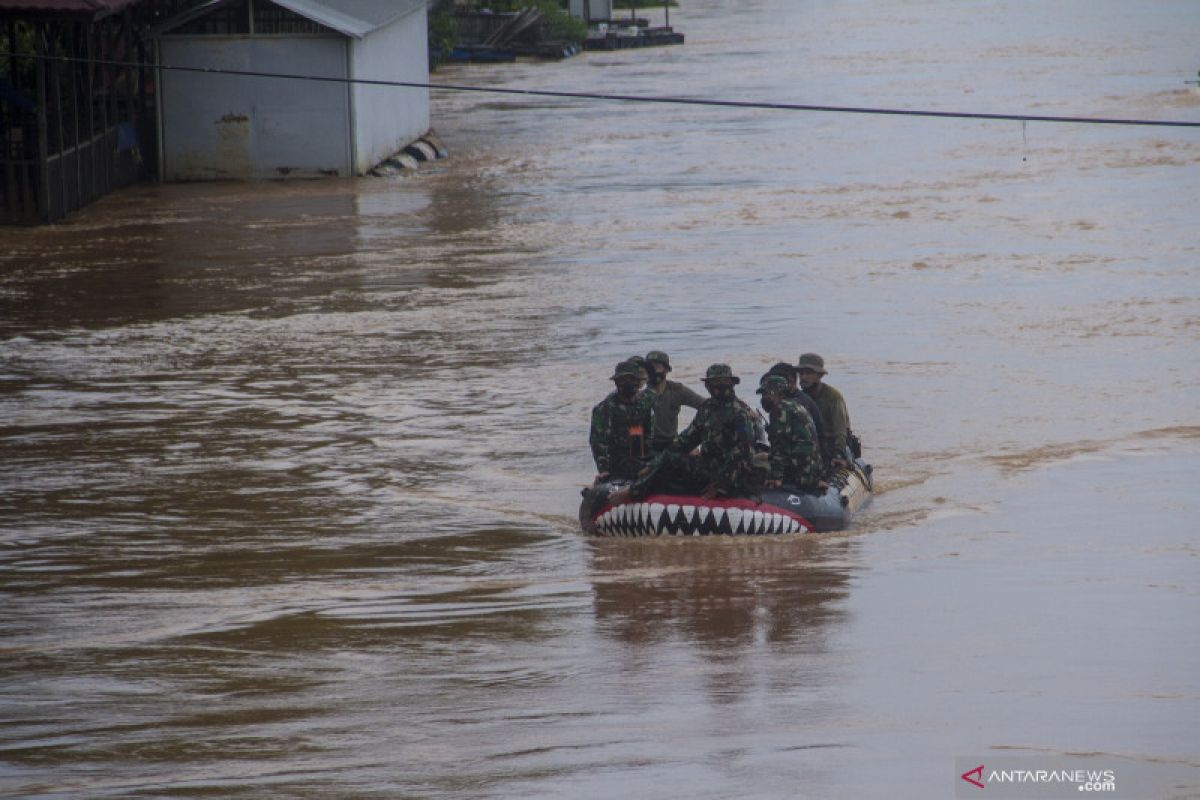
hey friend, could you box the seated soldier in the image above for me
[756,374,823,491]
[612,364,759,502]
[765,361,825,452]
[589,360,654,483]
[796,352,852,468]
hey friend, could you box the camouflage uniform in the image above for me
[590,362,654,480]
[630,364,759,498]
[636,386,658,421]
[767,397,823,490]
[763,362,826,456]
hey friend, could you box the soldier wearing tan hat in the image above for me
[797,352,852,466]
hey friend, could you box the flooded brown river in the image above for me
[2,0,1199,797]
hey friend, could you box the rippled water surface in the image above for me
[2,0,1199,797]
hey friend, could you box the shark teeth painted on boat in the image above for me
[593,500,816,537]
[649,502,665,534]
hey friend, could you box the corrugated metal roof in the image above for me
[270,0,425,39]
[0,0,141,13]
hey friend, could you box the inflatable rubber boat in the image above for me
[579,458,873,537]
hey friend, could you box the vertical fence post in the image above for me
[35,24,51,222]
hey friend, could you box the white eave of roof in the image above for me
[270,0,426,39]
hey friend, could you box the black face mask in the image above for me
[709,385,735,403]
[648,370,666,386]
[617,382,639,400]
[760,396,777,413]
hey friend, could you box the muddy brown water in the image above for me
[2,1,1199,797]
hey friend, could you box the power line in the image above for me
[5,50,1200,129]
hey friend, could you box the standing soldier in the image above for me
[614,363,760,502]
[797,352,852,467]
[589,360,654,483]
[757,374,823,491]
[643,350,705,453]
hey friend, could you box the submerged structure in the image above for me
[152,0,430,180]
[1,0,435,223]
[0,0,148,224]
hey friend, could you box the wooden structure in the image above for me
[0,0,149,224]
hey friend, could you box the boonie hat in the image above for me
[645,350,672,371]
[796,353,827,374]
[611,360,643,381]
[756,374,789,394]
[703,363,740,384]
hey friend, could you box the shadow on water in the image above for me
[590,536,856,649]
[588,535,860,717]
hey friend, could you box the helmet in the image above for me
[767,361,796,378]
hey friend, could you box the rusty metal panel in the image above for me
[159,35,351,181]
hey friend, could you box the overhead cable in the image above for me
[5,51,1200,129]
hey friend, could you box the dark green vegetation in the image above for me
[428,0,588,69]
[428,10,458,68]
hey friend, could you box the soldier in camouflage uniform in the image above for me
[765,361,825,453]
[627,354,659,424]
[757,374,823,491]
[589,360,654,483]
[617,363,760,501]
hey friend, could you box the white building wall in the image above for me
[159,36,352,180]
[349,8,430,175]
[569,0,613,21]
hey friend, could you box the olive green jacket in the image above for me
[804,381,850,458]
[649,379,705,449]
